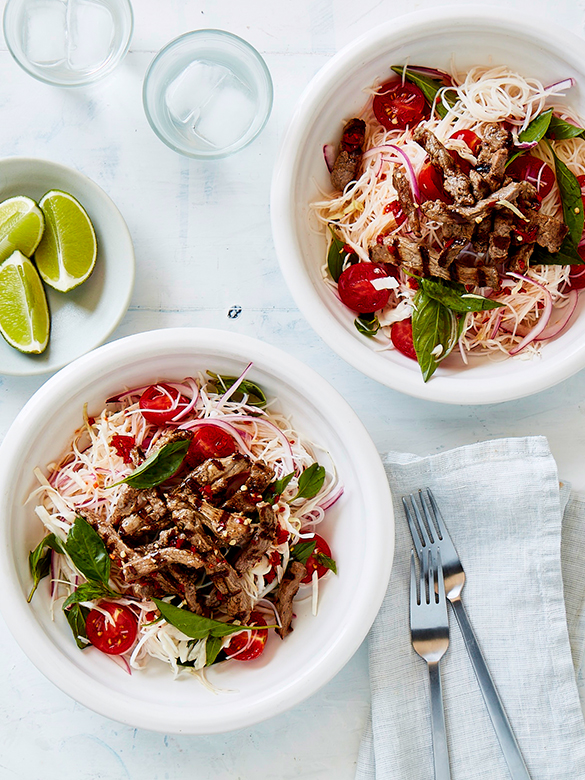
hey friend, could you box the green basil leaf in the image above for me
[63,603,90,650]
[420,277,504,312]
[519,109,553,144]
[327,226,347,282]
[62,581,117,609]
[265,472,294,503]
[315,552,337,575]
[355,313,380,336]
[531,236,584,265]
[206,372,267,408]
[391,66,457,119]
[547,115,585,140]
[549,148,584,246]
[66,516,110,585]
[290,541,316,565]
[294,463,326,500]
[114,440,190,489]
[27,533,65,602]
[412,290,459,382]
[205,635,224,666]
[153,598,253,639]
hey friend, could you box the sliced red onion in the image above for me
[323,144,336,173]
[215,362,253,410]
[318,484,344,511]
[489,308,505,340]
[171,377,199,422]
[501,289,578,340]
[362,144,420,203]
[108,654,132,675]
[210,413,295,473]
[545,77,576,92]
[406,65,452,83]
[514,140,538,149]
[506,272,553,355]
[179,418,255,459]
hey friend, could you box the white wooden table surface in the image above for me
[1,1,585,777]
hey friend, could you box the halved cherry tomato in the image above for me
[224,611,268,661]
[450,129,481,156]
[373,79,426,131]
[337,262,390,313]
[186,424,237,467]
[418,160,452,203]
[85,602,138,655]
[139,383,188,425]
[391,318,417,361]
[301,534,333,584]
[506,155,555,199]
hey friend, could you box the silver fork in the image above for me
[404,489,531,780]
[410,548,452,780]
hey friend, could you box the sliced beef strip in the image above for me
[413,126,474,206]
[508,242,535,272]
[167,565,203,613]
[441,220,474,243]
[233,503,279,574]
[111,484,167,525]
[330,118,366,191]
[274,560,307,639]
[470,123,512,195]
[186,453,251,497]
[167,489,253,548]
[223,460,276,514]
[369,241,398,265]
[448,180,536,223]
[392,167,421,236]
[453,263,500,288]
[488,211,515,264]
[122,547,206,581]
[528,211,569,253]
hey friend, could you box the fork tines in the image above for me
[403,489,446,555]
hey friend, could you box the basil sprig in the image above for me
[549,146,584,245]
[507,109,553,167]
[28,533,65,602]
[547,115,585,140]
[412,289,459,382]
[419,278,504,313]
[206,371,267,408]
[390,66,457,119]
[291,540,316,565]
[265,472,294,502]
[64,604,90,650]
[327,226,347,282]
[112,439,190,489]
[294,463,325,500]
[355,313,380,337]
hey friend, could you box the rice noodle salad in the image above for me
[28,366,340,683]
[313,64,585,381]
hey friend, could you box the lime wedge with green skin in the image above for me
[0,195,45,263]
[0,250,50,354]
[35,190,97,293]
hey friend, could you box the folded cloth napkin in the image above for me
[356,436,585,780]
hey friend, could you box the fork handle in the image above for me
[428,661,452,780]
[451,597,531,780]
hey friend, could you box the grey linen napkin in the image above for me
[356,436,585,780]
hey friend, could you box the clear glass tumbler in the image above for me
[3,0,133,87]
[142,29,273,160]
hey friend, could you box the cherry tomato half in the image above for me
[418,160,452,203]
[337,262,390,314]
[86,602,138,656]
[186,424,237,467]
[139,383,189,425]
[373,79,426,131]
[301,534,333,584]
[506,154,555,199]
[450,129,482,156]
[224,611,268,661]
[390,318,417,361]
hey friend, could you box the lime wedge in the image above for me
[0,195,45,263]
[0,250,50,354]
[35,190,97,293]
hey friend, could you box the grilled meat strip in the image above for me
[331,118,366,191]
[392,167,421,236]
[413,126,474,205]
[274,561,307,638]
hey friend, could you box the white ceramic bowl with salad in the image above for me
[271,8,585,404]
[0,328,393,734]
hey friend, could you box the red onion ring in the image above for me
[318,484,344,511]
[179,418,255,460]
[544,77,576,92]
[362,144,421,203]
[323,144,336,173]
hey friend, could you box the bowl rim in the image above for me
[0,327,394,733]
[142,28,274,160]
[0,155,135,376]
[270,6,585,405]
[2,0,134,87]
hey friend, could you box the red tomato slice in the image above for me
[224,611,268,661]
[418,160,451,203]
[86,602,138,655]
[301,534,333,584]
[373,79,426,131]
[337,263,390,313]
[186,424,237,467]
[506,155,555,199]
[139,384,188,425]
[450,129,481,155]
[391,318,417,361]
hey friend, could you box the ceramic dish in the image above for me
[0,328,393,733]
[271,8,585,405]
[0,157,135,376]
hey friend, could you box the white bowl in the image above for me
[0,328,393,734]
[0,157,135,376]
[271,8,585,405]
